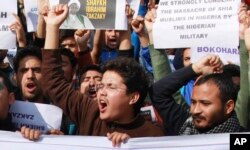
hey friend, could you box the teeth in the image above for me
[100,100,106,104]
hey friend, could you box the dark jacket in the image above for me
[152,66,195,135]
[0,114,15,131]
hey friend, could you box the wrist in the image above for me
[46,25,60,32]
[78,44,89,52]
[192,63,201,75]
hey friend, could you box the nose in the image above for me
[97,85,107,96]
[27,69,34,79]
[89,79,95,86]
[110,30,116,36]
[192,103,202,115]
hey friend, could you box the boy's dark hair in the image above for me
[0,71,14,93]
[59,29,76,43]
[60,48,77,69]
[223,64,240,78]
[103,57,149,115]
[13,47,42,73]
[79,64,103,81]
[222,64,240,91]
[194,73,238,104]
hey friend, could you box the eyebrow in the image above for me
[191,99,211,103]
[19,66,41,69]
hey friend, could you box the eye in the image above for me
[33,68,41,73]
[202,102,211,106]
[191,100,196,105]
[97,84,104,90]
[109,85,116,89]
[95,77,102,82]
[83,77,89,82]
[19,68,28,73]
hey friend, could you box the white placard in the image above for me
[24,0,38,32]
[0,0,17,49]
[127,0,141,19]
[191,45,240,65]
[0,130,236,149]
[9,101,63,133]
[153,0,240,49]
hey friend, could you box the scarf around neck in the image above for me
[179,112,241,135]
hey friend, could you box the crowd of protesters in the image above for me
[1,0,250,147]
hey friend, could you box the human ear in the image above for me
[129,92,140,105]
[13,73,17,82]
[8,92,15,105]
[225,99,234,115]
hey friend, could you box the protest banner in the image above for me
[23,0,38,32]
[0,0,17,49]
[153,0,240,49]
[0,130,234,149]
[9,101,63,133]
[49,0,127,30]
[191,45,240,65]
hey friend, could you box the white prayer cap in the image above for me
[68,0,81,8]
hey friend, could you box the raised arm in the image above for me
[42,4,93,126]
[235,2,250,128]
[131,16,153,73]
[74,29,93,67]
[9,14,26,47]
[33,0,47,48]
[44,4,68,49]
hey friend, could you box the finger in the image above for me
[9,24,17,30]
[121,134,129,143]
[131,19,140,27]
[130,9,135,16]
[247,10,250,16]
[112,133,119,147]
[125,4,130,16]
[49,129,64,135]
[58,4,64,12]
[148,0,155,10]
[62,4,69,17]
[12,13,22,26]
[20,126,26,135]
[33,130,41,140]
[136,16,144,22]
[210,56,218,66]
[24,127,31,139]
[115,134,122,147]
[42,5,49,15]
[75,29,84,36]
[145,11,153,22]
[29,129,35,140]
[107,132,113,140]
[207,55,216,65]
[51,5,56,13]
[213,55,221,65]
[12,13,19,21]
[56,5,61,13]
